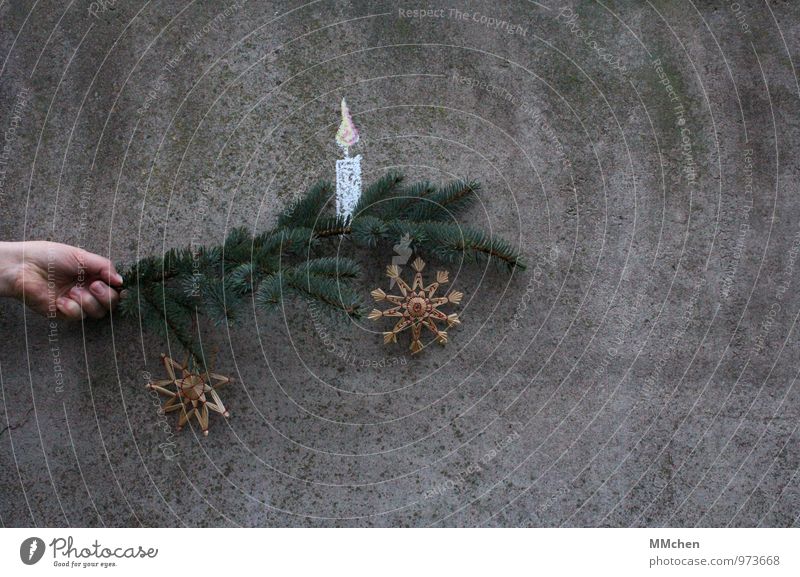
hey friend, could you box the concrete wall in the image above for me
[1,0,799,526]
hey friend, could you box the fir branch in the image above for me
[254,227,316,256]
[312,215,351,239]
[418,222,526,271]
[141,284,202,363]
[255,270,361,318]
[254,273,284,312]
[350,215,388,247]
[381,180,436,218]
[352,170,404,217]
[199,276,239,327]
[404,180,479,221]
[227,262,260,294]
[278,181,334,229]
[290,257,361,279]
[286,272,362,318]
[120,172,524,362]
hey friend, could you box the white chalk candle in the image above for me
[335,98,361,219]
[336,152,361,219]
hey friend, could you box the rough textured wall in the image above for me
[1,0,799,527]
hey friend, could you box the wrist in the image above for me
[0,242,24,299]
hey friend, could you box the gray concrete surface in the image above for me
[1,0,799,527]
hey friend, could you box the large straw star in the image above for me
[368,257,462,354]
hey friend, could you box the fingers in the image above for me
[65,286,108,319]
[54,283,120,321]
[56,296,85,320]
[77,249,123,287]
[88,280,120,310]
[61,282,121,320]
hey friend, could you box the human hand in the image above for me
[0,241,123,320]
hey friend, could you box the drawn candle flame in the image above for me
[335,97,359,153]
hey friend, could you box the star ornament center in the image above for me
[368,257,463,354]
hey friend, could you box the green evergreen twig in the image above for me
[119,173,525,367]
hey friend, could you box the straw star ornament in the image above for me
[146,354,231,436]
[368,257,462,353]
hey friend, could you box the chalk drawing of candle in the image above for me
[335,98,361,219]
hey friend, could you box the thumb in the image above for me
[77,249,123,287]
